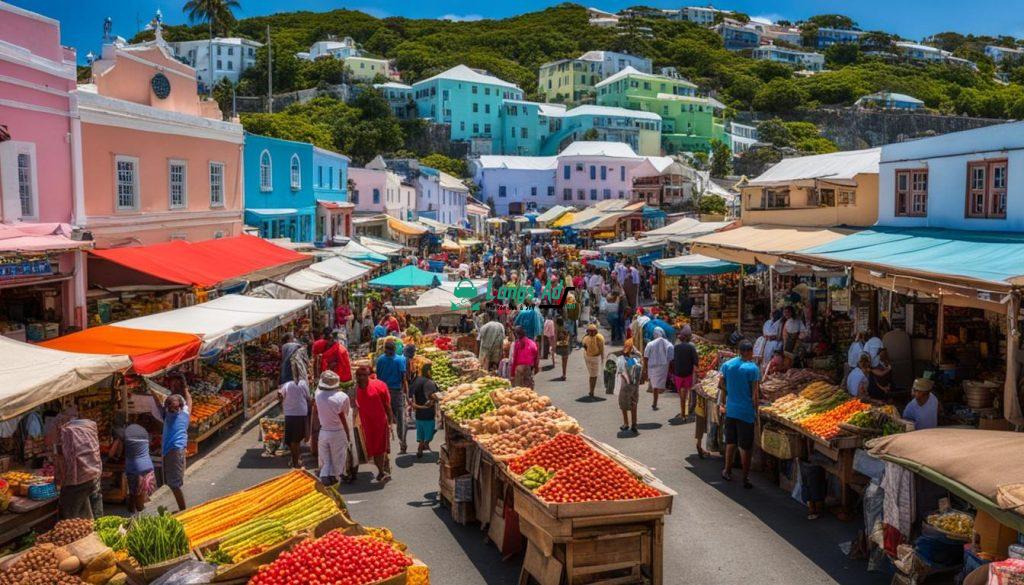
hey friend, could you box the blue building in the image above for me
[243,133,316,242]
[814,27,865,49]
[312,146,353,243]
[855,91,924,110]
[714,21,761,51]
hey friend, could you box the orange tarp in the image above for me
[40,326,202,375]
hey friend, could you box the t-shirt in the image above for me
[117,423,153,475]
[644,337,674,366]
[902,394,939,430]
[720,356,760,424]
[846,368,868,397]
[864,337,884,367]
[847,341,865,368]
[375,354,407,390]
[161,405,190,457]
[478,321,506,350]
[315,389,351,432]
[515,309,542,339]
[672,342,699,378]
[512,337,539,369]
[279,380,310,417]
[582,333,605,357]
[411,376,440,421]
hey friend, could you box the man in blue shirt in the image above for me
[514,298,543,341]
[718,340,760,489]
[375,340,409,453]
[148,377,191,511]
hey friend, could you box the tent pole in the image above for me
[1005,293,1023,426]
[737,265,744,330]
[768,265,774,311]
[241,344,249,417]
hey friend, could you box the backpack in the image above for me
[622,356,643,387]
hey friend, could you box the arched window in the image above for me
[290,154,301,190]
[259,150,272,191]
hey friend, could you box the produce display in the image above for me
[475,410,580,459]
[927,511,973,539]
[508,433,595,475]
[760,369,831,403]
[763,381,880,441]
[798,400,870,440]
[37,518,94,546]
[695,370,721,400]
[210,518,290,564]
[536,453,661,503]
[125,512,190,567]
[95,516,128,551]
[248,530,413,585]
[446,389,496,422]
[428,353,459,390]
[0,545,85,585]
[519,466,556,491]
[845,409,908,436]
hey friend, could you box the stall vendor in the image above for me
[903,378,939,430]
[55,410,102,520]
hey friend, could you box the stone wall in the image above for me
[400,120,469,159]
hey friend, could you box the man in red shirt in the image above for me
[382,312,400,335]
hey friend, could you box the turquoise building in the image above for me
[243,133,316,242]
[412,65,524,155]
[312,146,352,243]
[501,102,662,156]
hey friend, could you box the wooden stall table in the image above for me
[0,498,57,546]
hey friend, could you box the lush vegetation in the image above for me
[419,153,468,178]
[756,119,839,154]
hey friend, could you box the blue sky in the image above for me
[12,0,1024,64]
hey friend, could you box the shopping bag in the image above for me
[706,421,721,452]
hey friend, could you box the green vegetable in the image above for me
[448,389,496,422]
[205,548,234,565]
[95,516,127,532]
[519,466,556,491]
[125,510,189,567]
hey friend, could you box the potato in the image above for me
[58,555,81,573]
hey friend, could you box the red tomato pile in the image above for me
[249,530,412,585]
[434,336,453,351]
[536,453,662,503]
[508,433,594,475]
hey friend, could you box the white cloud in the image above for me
[751,13,785,25]
[440,13,483,22]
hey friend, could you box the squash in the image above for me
[58,555,81,573]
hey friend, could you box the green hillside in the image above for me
[138,3,1024,118]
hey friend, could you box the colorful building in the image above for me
[537,50,652,104]
[167,37,261,92]
[855,91,924,110]
[0,1,89,332]
[595,67,729,154]
[751,44,825,72]
[412,65,524,155]
[76,30,245,248]
[714,20,761,51]
[345,56,393,82]
[312,147,351,243]
[349,158,405,217]
[501,102,662,156]
[374,82,415,119]
[243,133,316,242]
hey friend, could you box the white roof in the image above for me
[415,64,520,90]
[308,257,374,285]
[252,269,339,299]
[374,82,412,90]
[895,41,943,54]
[359,235,407,255]
[536,205,575,223]
[595,66,697,89]
[476,155,559,171]
[439,171,470,192]
[647,156,677,173]
[654,93,723,108]
[857,91,924,105]
[559,141,638,158]
[748,148,881,186]
[563,104,661,121]
[0,337,131,421]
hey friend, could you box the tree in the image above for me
[756,118,793,147]
[581,128,600,141]
[752,78,807,113]
[698,194,727,215]
[709,139,732,177]
[691,151,709,171]
[750,60,793,83]
[211,78,235,119]
[825,43,860,67]
[182,0,240,37]
[420,153,468,178]
[806,14,857,30]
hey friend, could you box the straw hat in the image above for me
[318,370,340,391]
[912,378,935,393]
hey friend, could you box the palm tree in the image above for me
[183,0,240,37]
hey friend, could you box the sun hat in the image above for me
[912,378,934,393]
[318,370,340,390]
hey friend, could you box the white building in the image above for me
[673,5,726,25]
[300,37,360,60]
[472,156,558,216]
[751,44,825,72]
[726,121,759,154]
[587,7,620,27]
[417,170,470,226]
[985,45,1024,63]
[878,121,1023,230]
[895,41,979,70]
[167,37,261,90]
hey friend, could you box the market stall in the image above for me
[653,255,742,337]
[369,265,442,290]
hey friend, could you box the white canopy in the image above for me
[308,257,373,286]
[252,269,340,299]
[394,279,488,317]
[0,337,131,421]
[747,148,880,187]
[535,205,574,225]
[116,294,312,355]
[599,237,666,255]
[359,236,406,256]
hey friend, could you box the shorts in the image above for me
[555,344,571,357]
[163,448,186,490]
[284,415,308,444]
[127,470,156,498]
[584,354,602,377]
[618,383,640,410]
[416,419,437,443]
[724,417,755,451]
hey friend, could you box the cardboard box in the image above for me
[974,509,1018,558]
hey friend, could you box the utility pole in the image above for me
[266,25,273,113]
[208,15,214,96]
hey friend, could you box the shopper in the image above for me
[903,378,939,430]
[759,310,783,367]
[564,290,581,346]
[320,331,352,383]
[314,371,352,486]
[510,326,540,388]
[514,298,543,342]
[542,312,556,368]
[553,316,572,381]
[581,323,606,398]
[278,375,311,469]
[846,353,871,398]
[616,339,643,434]
[671,325,700,420]
[631,308,651,355]
[355,366,394,483]
[55,411,102,520]
[477,312,506,372]
[148,382,191,510]
[643,327,674,411]
[279,333,307,385]
[109,414,155,516]
[375,339,409,454]
[410,363,441,458]
[719,340,760,489]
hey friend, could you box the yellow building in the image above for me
[740,148,880,227]
[345,57,393,82]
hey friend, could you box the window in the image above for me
[498,186,507,198]
[618,190,625,198]
[811,188,835,207]
[15,152,35,218]
[603,188,611,199]
[318,166,323,188]
[115,155,139,211]
[216,46,222,55]
[290,154,301,190]
[620,166,625,181]
[473,124,480,134]
[227,61,233,70]
[472,85,478,94]
[590,166,596,180]
[966,160,1007,218]
[895,169,928,216]
[563,188,572,201]
[764,188,789,209]
[577,189,585,200]
[600,166,607,180]
[373,188,380,204]
[547,186,554,198]
[563,165,571,180]
[838,189,856,206]
[589,189,597,200]
[352,190,359,203]
[484,104,490,114]
[216,59,222,69]
[484,124,491,134]
[460,122,465,131]
[521,128,528,139]
[168,160,187,209]
[485,87,490,95]
[209,162,225,207]
[259,150,272,191]
[531,186,537,197]
[575,163,584,172]
[472,103,479,113]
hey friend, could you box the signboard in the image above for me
[830,289,851,313]
[0,255,53,280]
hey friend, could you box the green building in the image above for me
[537,51,653,105]
[595,67,730,154]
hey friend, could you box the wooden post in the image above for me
[240,343,249,417]
[933,294,945,365]
[737,265,744,328]
[768,265,774,311]
[1005,293,1023,426]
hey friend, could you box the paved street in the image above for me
[151,333,891,585]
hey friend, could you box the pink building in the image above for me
[0,2,90,335]
[76,29,244,248]
[553,142,673,203]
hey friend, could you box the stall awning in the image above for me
[275,270,339,296]
[536,205,574,225]
[690,225,854,266]
[788,226,1024,291]
[111,294,312,355]
[245,208,303,217]
[369,265,442,289]
[418,217,457,234]
[317,200,354,211]
[653,254,740,276]
[525,228,555,236]
[550,212,577,228]
[441,238,463,252]
[359,236,406,257]
[388,217,427,236]
[0,337,131,420]
[338,239,388,263]
[394,280,488,316]
[869,429,1024,533]
[308,257,373,286]
[40,327,201,376]
[89,235,311,288]
[600,237,667,255]
[0,223,92,253]
[485,218,506,225]
[458,238,483,247]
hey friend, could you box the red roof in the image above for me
[89,235,310,287]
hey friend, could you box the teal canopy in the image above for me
[653,254,740,276]
[369,265,442,289]
[794,227,1024,286]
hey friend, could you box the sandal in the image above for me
[721,470,732,481]
[620,425,629,431]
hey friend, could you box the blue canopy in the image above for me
[794,227,1024,287]
[368,265,442,289]
[653,254,740,276]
